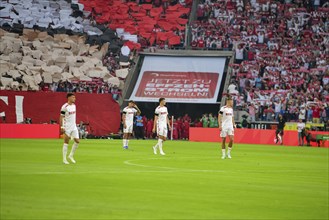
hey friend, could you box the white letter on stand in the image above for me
[15,96,24,123]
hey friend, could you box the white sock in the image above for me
[158,139,164,153]
[63,143,68,161]
[126,139,129,147]
[228,147,232,155]
[69,142,78,157]
[123,139,127,147]
[222,149,226,156]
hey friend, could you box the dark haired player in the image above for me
[152,98,171,155]
[218,96,236,159]
[122,100,141,149]
[60,93,80,164]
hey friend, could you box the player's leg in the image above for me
[62,132,70,164]
[123,125,133,149]
[221,137,226,159]
[136,126,141,139]
[68,130,79,164]
[158,126,168,155]
[227,132,234,159]
[279,130,283,145]
[275,129,279,144]
[127,124,134,148]
[220,129,227,159]
[126,132,132,148]
[158,135,166,155]
[123,132,127,149]
[298,132,302,146]
[153,126,167,155]
[123,124,130,149]
[153,125,161,154]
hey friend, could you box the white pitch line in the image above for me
[123,157,227,173]
[9,170,179,175]
[4,156,327,175]
[123,157,328,174]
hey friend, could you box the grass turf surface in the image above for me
[0,139,328,220]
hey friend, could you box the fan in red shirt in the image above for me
[42,83,50,92]
[176,117,183,139]
[182,120,190,140]
[197,38,205,48]
[146,119,154,139]
[182,114,191,123]
[194,119,203,127]
[191,40,198,48]
[312,106,321,124]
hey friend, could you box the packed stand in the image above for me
[0,28,129,100]
[0,0,102,35]
[0,0,140,100]
[80,0,192,49]
[192,0,329,123]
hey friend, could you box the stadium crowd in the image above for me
[81,0,192,49]
[191,0,328,123]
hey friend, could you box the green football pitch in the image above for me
[1,139,328,220]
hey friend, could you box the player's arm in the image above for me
[232,115,236,129]
[122,111,127,128]
[59,110,65,134]
[152,114,158,133]
[133,104,141,114]
[167,116,171,131]
[218,112,222,130]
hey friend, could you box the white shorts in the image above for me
[157,125,168,137]
[220,128,234,137]
[123,124,133,133]
[65,128,79,139]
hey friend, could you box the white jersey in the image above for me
[61,103,77,131]
[219,105,234,129]
[123,107,137,125]
[297,122,305,133]
[155,106,168,126]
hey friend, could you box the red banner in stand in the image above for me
[0,91,121,136]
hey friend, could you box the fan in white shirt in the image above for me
[297,119,306,146]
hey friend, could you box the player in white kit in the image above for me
[152,98,171,155]
[122,100,141,149]
[218,96,236,159]
[60,93,79,164]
